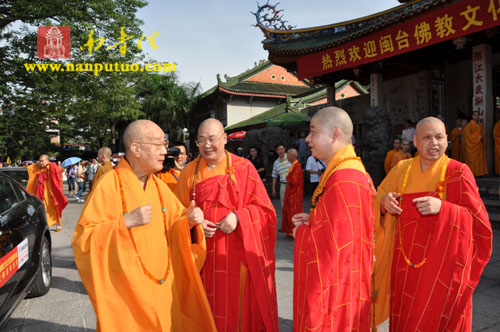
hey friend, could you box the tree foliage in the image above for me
[0,0,199,162]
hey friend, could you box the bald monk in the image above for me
[373,117,492,331]
[494,120,500,174]
[92,146,113,185]
[73,120,216,332]
[384,138,401,174]
[390,139,412,169]
[292,107,375,331]
[450,117,464,162]
[157,141,187,191]
[27,154,68,231]
[175,118,278,332]
[280,148,303,236]
[463,111,488,176]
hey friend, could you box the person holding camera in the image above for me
[157,141,187,191]
[305,154,326,195]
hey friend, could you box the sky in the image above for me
[136,0,400,92]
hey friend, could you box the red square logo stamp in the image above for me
[37,26,71,59]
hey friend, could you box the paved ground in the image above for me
[4,190,500,331]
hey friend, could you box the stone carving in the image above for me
[361,106,393,186]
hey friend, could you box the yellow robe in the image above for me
[450,126,464,162]
[92,160,114,186]
[463,120,487,176]
[494,121,500,174]
[27,164,62,227]
[73,159,216,332]
[157,168,180,191]
[390,150,411,169]
[373,155,447,325]
[384,149,397,174]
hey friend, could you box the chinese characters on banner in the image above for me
[0,239,28,288]
[472,44,488,124]
[297,0,500,79]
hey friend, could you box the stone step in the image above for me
[488,211,500,229]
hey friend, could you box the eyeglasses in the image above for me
[134,142,168,149]
[195,133,225,147]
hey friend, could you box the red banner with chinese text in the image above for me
[0,247,19,288]
[297,0,500,79]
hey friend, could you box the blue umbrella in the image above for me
[61,157,81,167]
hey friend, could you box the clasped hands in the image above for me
[380,192,442,216]
[123,200,206,230]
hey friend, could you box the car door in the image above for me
[0,177,31,317]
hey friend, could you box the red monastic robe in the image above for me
[281,160,303,235]
[175,153,279,332]
[27,162,68,227]
[294,144,375,332]
[373,156,492,331]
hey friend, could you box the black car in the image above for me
[0,167,29,189]
[0,170,52,328]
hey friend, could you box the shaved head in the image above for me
[123,120,163,151]
[415,117,445,134]
[312,107,353,143]
[198,118,224,134]
[287,148,298,157]
[38,154,49,168]
[98,147,112,158]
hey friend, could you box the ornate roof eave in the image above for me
[259,0,450,57]
[218,86,287,99]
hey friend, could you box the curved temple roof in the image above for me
[258,0,449,56]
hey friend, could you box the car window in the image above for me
[0,178,19,214]
[10,181,26,202]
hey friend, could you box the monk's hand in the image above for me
[218,212,238,234]
[202,220,217,238]
[292,213,309,238]
[272,190,277,198]
[292,213,309,227]
[124,204,152,229]
[413,196,442,215]
[187,200,203,229]
[380,192,402,215]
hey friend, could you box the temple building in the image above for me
[190,60,313,130]
[255,0,500,174]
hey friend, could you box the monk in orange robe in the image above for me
[450,118,464,162]
[92,146,114,185]
[280,148,303,236]
[27,154,68,231]
[384,138,401,174]
[292,107,375,331]
[390,139,412,169]
[175,118,278,332]
[73,120,216,332]
[463,111,488,176]
[157,141,187,191]
[373,117,492,331]
[494,120,500,174]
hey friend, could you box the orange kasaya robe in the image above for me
[157,168,181,191]
[450,126,464,162]
[175,153,279,332]
[27,162,68,227]
[92,160,114,186]
[373,155,492,331]
[463,120,488,176]
[390,150,411,169]
[294,144,375,332]
[494,121,500,174]
[281,160,303,235]
[384,149,397,175]
[73,158,216,332]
